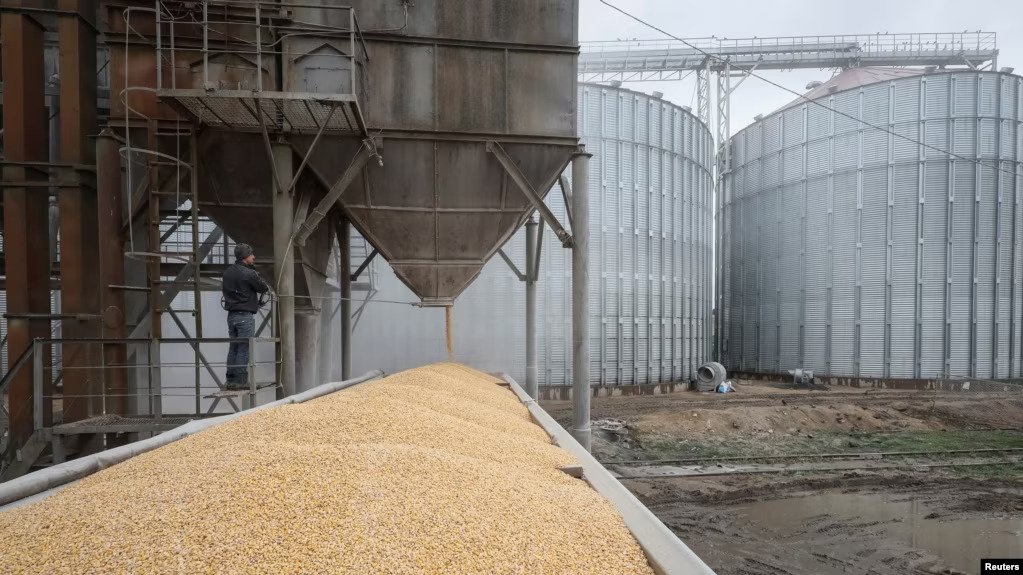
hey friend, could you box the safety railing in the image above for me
[578,32,999,80]
[0,336,278,479]
[0,344,39,463]
[155,1,369,101]
[580,32,997,57]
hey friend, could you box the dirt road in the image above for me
[542,381,1023,575]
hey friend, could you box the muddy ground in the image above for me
[543,382,1023,575]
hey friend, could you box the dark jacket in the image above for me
[222,262,269,313]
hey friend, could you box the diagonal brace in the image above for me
[500,217,546,283]
[486,141,574,248]
[294,139,379,246]
[723,58,762,95]
[558,174,574,232]
[255,310,272,338]
[497,248,526,281]
[532,218,545,282]
[166,310,241,412]
[128,227,224,347]
[351,249,378,282]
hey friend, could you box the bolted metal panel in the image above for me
[350,83,714,385]
[139,0,580,306]
[723,70,1023,379]
[319,2,579,304]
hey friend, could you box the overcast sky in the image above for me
[580,0,1023,133]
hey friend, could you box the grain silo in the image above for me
[352,82,715,386]
[721,69,1023,381]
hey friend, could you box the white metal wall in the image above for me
[722,71,1023,380]
[351,83,715,385]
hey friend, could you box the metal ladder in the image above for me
[144,125,209,416]
[348,231,377,328]
[350,231,375,292]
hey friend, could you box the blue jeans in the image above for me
[226,311,255,385]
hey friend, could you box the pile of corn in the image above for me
[0,363,655,575]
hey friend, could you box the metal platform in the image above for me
[203,383,278,414]
[158,90,366,136]
[578,32,999,80]
[51,414,194,436]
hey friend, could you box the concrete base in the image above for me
[539,381,694,401]
[729,371,1022,392]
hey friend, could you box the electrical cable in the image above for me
[598,0,1022,180]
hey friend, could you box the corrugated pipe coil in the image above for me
[696,362,727,392]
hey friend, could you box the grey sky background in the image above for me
[580,0,1023,134]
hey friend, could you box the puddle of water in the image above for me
[738,492,1022,574]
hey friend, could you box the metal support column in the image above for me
[571,150,592,451]
[189,133,204,413]
[245,338,257,410]
[318,288,336,384]
[295,312,320,393]
[696,59,711,126]
[339,219,352,381]
[96,130,129,420]
[715,66,731,366]
[146,121,162,345]
[2,10,51,445]
[148,339,162,421]
[57,0,101,423]
[525,216,539,399]
[272,143,296,397]
[716,65,732,180]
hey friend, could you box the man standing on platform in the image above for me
[221,243,269,389]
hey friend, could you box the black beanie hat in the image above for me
[234,243,254,261]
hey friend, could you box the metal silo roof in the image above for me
[774,66,926,113]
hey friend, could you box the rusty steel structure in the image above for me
[0,0,586,474]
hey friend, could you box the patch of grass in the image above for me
[835,430,1023,453]
[944,463,1023,479]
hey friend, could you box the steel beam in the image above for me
[350,249,377,281]
[571,151,592,451]
[2,10,51,446]
[525,217,539,399]
[273,142,297,397]
[496,249,525,281]
[166,312,225,387]
[317,277,336,385]
[697,59,711,125]
[294,312,320,393]
[96,129,129,420]
[57,0,101,423]
[293,142,376,247]
[339,219,352,380]
[487,141,574,248]
[558,174,575,231]
[126,227,224,344]
[578,33,998,80]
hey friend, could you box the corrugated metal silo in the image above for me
[352,83,715,386]
[721,69,1023,381]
